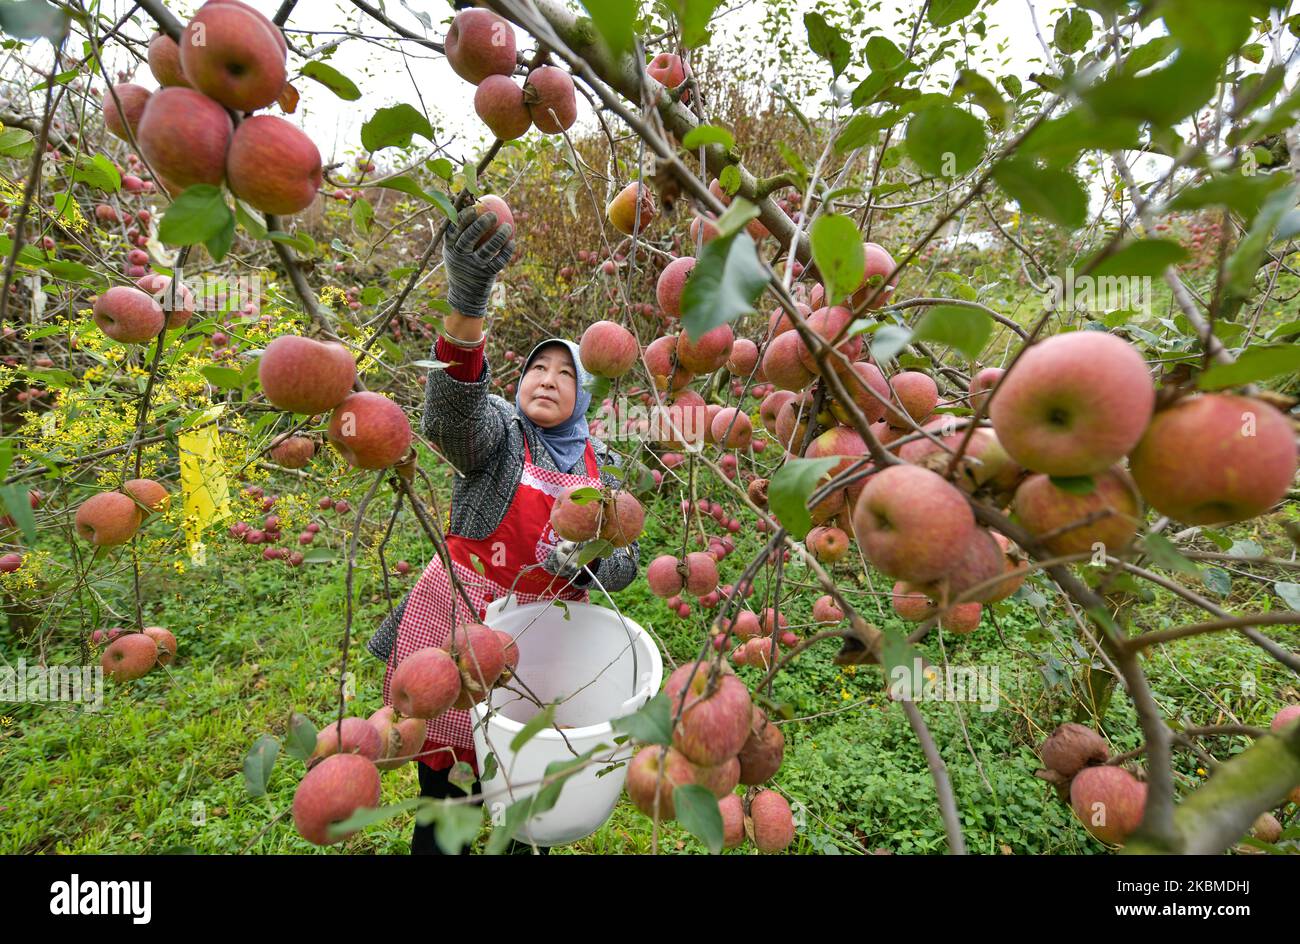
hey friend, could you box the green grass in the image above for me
[2,464,1297,855]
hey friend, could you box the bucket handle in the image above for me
[497,565,642,697]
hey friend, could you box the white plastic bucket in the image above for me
[472,597,663,846]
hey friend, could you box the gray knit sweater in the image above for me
[366,349,641,663]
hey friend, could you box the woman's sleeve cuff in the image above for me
[436,334,485,382]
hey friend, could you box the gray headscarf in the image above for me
[514,338,593,471]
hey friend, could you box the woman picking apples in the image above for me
[368,204,642,854]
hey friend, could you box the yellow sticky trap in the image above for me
[179,404,232,561]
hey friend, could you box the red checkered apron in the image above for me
[383,434,601,770]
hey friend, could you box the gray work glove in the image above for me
[542,539,602,585]
[443,205,516,319]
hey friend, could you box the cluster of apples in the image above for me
[725,606,803,670]
[987,330,1297,547]
[1047,707,1300,849]
[1036,722,1147,846]
[446,8,576,141]
[93,184,153,260]
[93,625,177,682]
[625,661,795,851]
[91,271,197,345]
[101,1,321,217]
[73,478,169,548]
[256,335,412,470]
[227,507,309,567]
[549,484,646,548]
[292,623,519,846]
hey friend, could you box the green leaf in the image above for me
[159,185,233,247]
[351,196,373,235]
[1275,582,1300,611]
[410,356,452,371]
[1019,108,1142,165]
[769,457,838,540]
[51,192,80,225]
[906,104,986,178]
[1159,0,1258,63]
[954,69,1009,124]
[573,539,615,568]
[510,703,557,752]
[566,485,602,506]
[580,0,637,57]
[928,0,979,27]
[804,12,850,78]
[448,761,476,794]
[234,201,268,239]
[911,305,991,359]
[869,324,913,363]
[679,0,722,47]
[0,235,45,268]
[284,713,317,762]
[243,735,280,797]
[300,61,361,100]
[835,109,899,154]
[993,158,1087,229]
[41,259,96,282]
[865,36,904,71]
[1165,171,1288,219]
[72,153,120,193]
[810,214,864,307]
[1227,539,1264,559]
[1123,36,1177,74]
[681,124,734,151]
[1053,9,1093,55]
[376,175,436,203]
[0,0,70,41]
[680,229,768,341]
[1197,344,1300,390]
[1080,53,1221,127]
[851,64,916,109]
[1089,239,1187,277]
[1201,566,1231,597]
[430,801,483,853]
[204,211,236,263]
[428,189,457,222]
[485,796,534,854]
[267,230,316,255]
[483,744,600,853]
[1201,528,1233,551]
[301,547,337,564]
[673,784,724,853]
[328,798,419,838]
[1049,475,1096,496]
[879,624,927,696]
[0,484,37,545]
[200,365,244,390]
[1223,184,1299,299]
[0,126,34,159]
[1142,533,1201,576]
[612,691,672,745]
[360,103,434,151]
[1239,42,1265,64]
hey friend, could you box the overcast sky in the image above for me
[87,0,1065,169]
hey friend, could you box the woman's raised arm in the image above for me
[421,206,516,474]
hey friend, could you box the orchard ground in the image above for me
[3,438,1296,853]
[3,0,1300,856]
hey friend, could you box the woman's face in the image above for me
[518,345,578,428]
